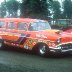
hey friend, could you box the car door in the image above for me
[3,21,18,42]
[16,22,28,45]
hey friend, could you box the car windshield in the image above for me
[29,21,51,31]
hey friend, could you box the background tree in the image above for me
[62,0,72,19]
[51,0,61,20]
[20,0,51,20]
[0,2,6,18]
[6,0,19,17]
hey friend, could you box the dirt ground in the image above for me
[0,47,72,72]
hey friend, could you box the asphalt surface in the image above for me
[0,47,72,72]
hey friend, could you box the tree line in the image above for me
[0,0,72,20]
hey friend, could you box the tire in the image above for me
[38,44,49,57]
[0,39,4,49]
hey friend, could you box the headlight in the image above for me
[56,38,61,44]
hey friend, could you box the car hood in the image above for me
[64,29,72,33]
[60,32,72,43]
[46,29,60,33]
[37,29,72,43]
[35,29,60,41]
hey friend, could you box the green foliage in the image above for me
[63,0,72,19]
[0,2,6,18]
[20,0,50,19]
[6,0,19,17]
[51,1,61,19]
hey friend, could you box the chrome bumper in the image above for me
[49,42,72,53]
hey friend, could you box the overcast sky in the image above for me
[0,0,62,4]
[0,0,22,3]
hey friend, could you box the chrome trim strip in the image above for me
[49,42,72,52]
[49,47,61,49]
[57,42,72,46]
[61,49,72,52]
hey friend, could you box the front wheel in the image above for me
[38,44,49,57]
[0,39,4,49]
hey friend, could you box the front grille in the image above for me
[61,43,72,50]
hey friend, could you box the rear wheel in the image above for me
[38,44,49,57]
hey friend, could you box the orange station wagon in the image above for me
[0,18,72,56]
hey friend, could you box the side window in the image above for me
[29,21,51,31]
[0,21,6,28]
[18,22,27,30]
[8,22,16,29]
[28,23,34,31]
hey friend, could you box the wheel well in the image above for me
[32,42,49,52]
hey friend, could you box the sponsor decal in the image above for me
[36,34,47,38]
[8,33,31,45]
[24,39,38,49]
[20,34,31,45]
[33,42,36,45]
[24,45,29,49]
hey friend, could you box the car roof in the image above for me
[0,18,5,21]
[5,18,47,25]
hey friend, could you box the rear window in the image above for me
[18,22,27,30]
[8,22,16,29]
[0,21,6,28]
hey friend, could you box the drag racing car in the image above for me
[0,18,72,56]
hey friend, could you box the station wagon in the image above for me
[0,18,72,56]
